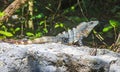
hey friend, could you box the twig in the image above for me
[77,0,88,21]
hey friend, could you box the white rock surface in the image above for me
[0,42,120,72]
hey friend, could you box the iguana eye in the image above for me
[90,22,94,24]
[61,37,69,43]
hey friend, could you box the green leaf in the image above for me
[36,13,44,19]
[55,23,60,28]
[0,12,4,17]
[15,27,20,32]
[60,23,64,27]
[70,6,75,11]
[109,20,119,27]
[35,32,42,37]
[55,23,64,28]
[1,25,7,31]
[26,32,34,36]
[43,28,48,33]
[0,30,13,37]
[10,28,15,34]
[102,26,113,32]
[39,21,44,25]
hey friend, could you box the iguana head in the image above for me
[77,21,99,37]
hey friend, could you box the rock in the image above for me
[0,42,120,72]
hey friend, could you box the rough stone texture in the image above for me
[0,42,120,72]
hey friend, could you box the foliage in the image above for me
[26,32,42,39]
[0,25,13,39]
[0,31,13,37]
[0,12,4,17]
[103,20,120,32]
[0,0,120,49]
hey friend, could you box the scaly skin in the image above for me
[31,21,99,45]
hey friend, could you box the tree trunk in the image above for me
[0,0,29,22]
[28,0,34,30]
[116,33,120,45]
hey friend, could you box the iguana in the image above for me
[2,21,99,45]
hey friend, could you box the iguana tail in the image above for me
[31,36,58,44]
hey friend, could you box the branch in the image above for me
[0,0,29,22]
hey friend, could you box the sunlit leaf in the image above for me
[55,23,64,28]
[36,13,44,18]
[109,20,119,27]
[15,28,20,32]
[43,28,48,33]
[26,32,34,36]
[60,23,64,27]
[39,21,44,25]
[71,6,75,10]
[35,32,42,37]
[55,23,60,28]
[0,31,13,37]
[36,14,42,18]
[0,12,4,17]
[102,26,113,32]
[1,25,7,30]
